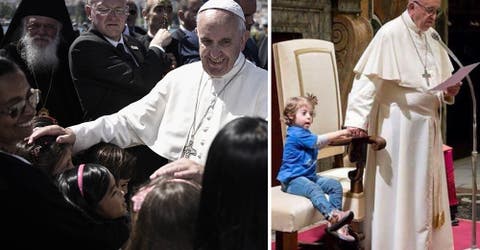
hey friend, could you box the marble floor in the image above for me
[454,156,480,191]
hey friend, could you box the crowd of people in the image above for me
[1,0,267,249]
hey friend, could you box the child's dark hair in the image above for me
[15,115,67,176]
[195,117,267,250]
[75,142,136,183]
[282,93,318,126]
[16,136,66,175]
[55,163,112,221]
[127,176,201,250]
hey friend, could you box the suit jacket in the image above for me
[166,28,200,66]
[123,25,147,40]
[0,152,129,250]
[243,37,261,68]
[69,29,171,120]
[0,28,4,45]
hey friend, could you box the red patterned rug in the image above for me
[453,219,480,249]
[272,219,480,249]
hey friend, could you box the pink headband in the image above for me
[77,164,85,197]
[131,185,155,212]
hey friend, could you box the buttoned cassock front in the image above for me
[70,54,267,165]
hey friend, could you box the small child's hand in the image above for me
[346,127,367,138]
[338,129,352,138]
[324,129,352,141]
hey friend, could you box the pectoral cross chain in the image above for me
[422,68,431,86]
[182,140,197,158]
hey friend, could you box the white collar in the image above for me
[179,24,196,37]
[122,24,131,36]
[402,10,423,34]
[104,35,125,47]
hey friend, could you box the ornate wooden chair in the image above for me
[271,39,385,250]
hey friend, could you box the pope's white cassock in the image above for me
[344,11,454,250]
[70,53,267,165]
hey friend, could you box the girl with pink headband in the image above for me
[56,163,129,249]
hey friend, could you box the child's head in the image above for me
[75,142,136,195]
[127,176,201,250]
[15,115,73,176]
[32,114,58,127]
[283,94,318,129]
[56,163,128,220]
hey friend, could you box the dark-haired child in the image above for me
[16,114,73,176]
[56,163,130,249]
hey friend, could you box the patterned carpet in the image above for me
[454,188,480,221]
[272,219,480,250]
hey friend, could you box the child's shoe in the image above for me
[328,210,354,231]
[335,224,356,242]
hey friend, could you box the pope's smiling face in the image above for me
[197,9,248,77]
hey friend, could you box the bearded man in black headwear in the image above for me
[0,0,85,127]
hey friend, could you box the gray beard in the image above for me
[19,34,60,73]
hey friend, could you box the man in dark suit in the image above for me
[138,0,176,68]
[71,0,171,119]
[123,0,147,39]
[0,0,85,127]
[0,57,129,250]
[139,0,173,48]
[71,0,173,191]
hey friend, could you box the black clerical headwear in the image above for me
[0,0,76,48]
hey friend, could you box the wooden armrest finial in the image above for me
[329,135,387,194]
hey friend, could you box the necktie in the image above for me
[116,43,137,67]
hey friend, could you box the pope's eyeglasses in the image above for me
[413,1,442,16]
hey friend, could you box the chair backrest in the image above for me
[273,39,344,159]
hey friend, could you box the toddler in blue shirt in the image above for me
[277,94,355,242]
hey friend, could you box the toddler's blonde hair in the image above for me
[282,93,318,126]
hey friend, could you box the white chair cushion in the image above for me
[271,167,355,232]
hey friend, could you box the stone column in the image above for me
[272,0,332,40]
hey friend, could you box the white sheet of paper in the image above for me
[430,62,480,91]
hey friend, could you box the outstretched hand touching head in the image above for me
[28,125,76,145]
